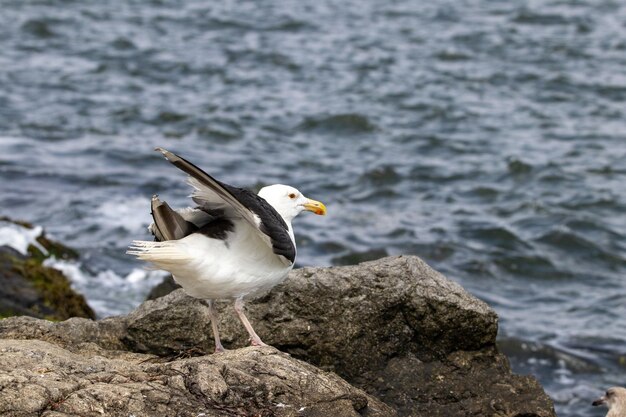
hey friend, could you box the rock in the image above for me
[0,246,95,320]
[0,339,392,417]
[140,255,556,417]
[0,217,92,320]
[0,255,556,417]
[124,290,212,356]
[145,274,180,300]
[0,315,126,353]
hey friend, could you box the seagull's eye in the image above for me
[288,193,297,199]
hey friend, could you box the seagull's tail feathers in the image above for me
[126,240,190,268]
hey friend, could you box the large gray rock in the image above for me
[0,256,556,417]
[134,255,556,417]
[135,256,496,364]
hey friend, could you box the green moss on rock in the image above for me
[27,234,79,263]
[0,216,94,321]
[9,256,95,320]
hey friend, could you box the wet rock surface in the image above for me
[0,256,556,417]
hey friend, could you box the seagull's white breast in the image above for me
[167,219,294,300]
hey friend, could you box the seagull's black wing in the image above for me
[155,148,296,265]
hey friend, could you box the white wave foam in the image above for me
[43,259,87,284]
[95,196,152,233]
[0,221,47,255]
[43,258,168,317]
[0,218,169,317]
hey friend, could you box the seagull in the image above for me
[127,148,326,352]
[592,387,626,417]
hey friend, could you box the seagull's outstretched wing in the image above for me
[154,147,295,265]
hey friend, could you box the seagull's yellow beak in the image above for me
[303,198,327,215]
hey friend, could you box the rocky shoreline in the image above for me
[0,226,556,416]
[0,218,94,321]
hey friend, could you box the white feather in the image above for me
[126,241,190,263]
[128,220,293,299]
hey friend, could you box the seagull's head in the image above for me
[593,387,626,411]
[258,184,326,222]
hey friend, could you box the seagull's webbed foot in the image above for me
[234,297,268,347]
[250,338,268,347]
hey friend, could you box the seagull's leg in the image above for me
[234,297,267,347]
[207,299,225,353]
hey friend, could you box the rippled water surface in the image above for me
[1,1,626,415]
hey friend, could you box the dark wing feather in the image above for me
[150,198,235,243]
[150,196,197,241]
[155,147,296,264]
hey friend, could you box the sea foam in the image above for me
[0,221,47,255]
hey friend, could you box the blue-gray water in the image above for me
[1,1,625,416]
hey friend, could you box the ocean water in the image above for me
[1,1,625,416]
